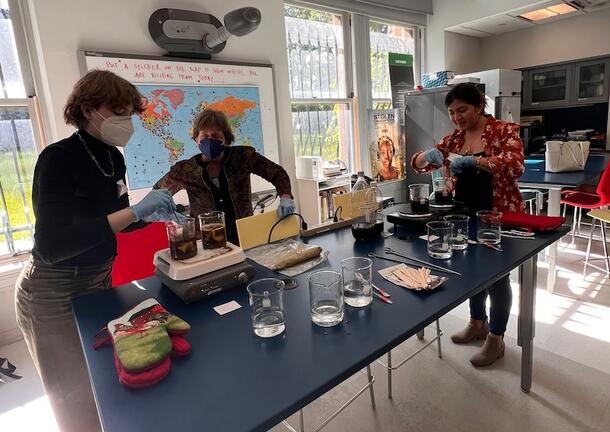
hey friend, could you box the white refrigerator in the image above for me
[465,69,522,124]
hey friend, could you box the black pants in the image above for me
[469,274,512,336]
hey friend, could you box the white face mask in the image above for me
[92,109,135,147]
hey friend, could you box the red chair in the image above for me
[111,222,168,287]
[561,162,610,243]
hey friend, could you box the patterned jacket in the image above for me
[411,116,525,213]
[154,146,292,221]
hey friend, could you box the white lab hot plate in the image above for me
[154,241,246,281]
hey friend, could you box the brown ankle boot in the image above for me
[450,318,489,344]
[470,334,505,367]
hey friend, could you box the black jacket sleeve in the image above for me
[32,147,115,264]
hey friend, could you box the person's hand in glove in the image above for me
[142,208,187,223]
[423,148,444,167]
[277,196,296,218]
[450,156,476,176]
[130,189,176,222]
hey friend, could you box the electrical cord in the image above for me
[253,194,276,213]
[332,205,343,222]
[267,212,308,244]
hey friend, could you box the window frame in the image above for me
[0,0,45,263]
[285,2,356,170]
[285,2,424,176]
[367,18,418,108]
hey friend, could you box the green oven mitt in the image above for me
[108,299,190,372]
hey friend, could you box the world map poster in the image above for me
[125,85,263,189]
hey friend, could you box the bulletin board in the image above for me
[79,50,280,192]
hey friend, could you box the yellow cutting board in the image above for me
[236,211,300,250]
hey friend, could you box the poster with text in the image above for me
[368,109,405,183]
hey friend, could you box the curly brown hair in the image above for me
[191,109,235,144]
[63,70,145,128]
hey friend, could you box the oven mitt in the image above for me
[112,335,190,389]
[95,299,190,372]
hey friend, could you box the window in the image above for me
[284,4,353,168]
[284,5,421,175]
[369,20,415,109]
[0,0,43,260]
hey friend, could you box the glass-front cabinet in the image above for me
[522,57,610,110]
[528,65,572,108]
[573,58,610,104]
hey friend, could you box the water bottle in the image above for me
[366,181,384,233]
[351,172,377,241]
[351,171,369,219]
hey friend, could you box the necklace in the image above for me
[76,132,115,178]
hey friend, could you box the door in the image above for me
[404,91,434,187]
[573,58,610,105]
[527,65,572,108]
[433,91,454,143]
[496,96,521,124]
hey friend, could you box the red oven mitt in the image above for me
[113,335,190,389]
[501,212,566,232]
[94,299,191,388]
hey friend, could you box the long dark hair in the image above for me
[445,83,486,113]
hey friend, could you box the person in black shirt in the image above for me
[14,70,176,432]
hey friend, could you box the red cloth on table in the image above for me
[501,212,565,232]
[111,222,168,287]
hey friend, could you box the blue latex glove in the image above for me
[142,208,187,223]
[131,189,176,222]
[450,156,476,176]
[423,148,444,166]
[277,197,295,218]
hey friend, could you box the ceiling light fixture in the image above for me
[519,3,578,21]
[547,3,578,14]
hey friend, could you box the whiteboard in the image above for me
[79,50,280,193]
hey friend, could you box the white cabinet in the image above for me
[296,175,352,226]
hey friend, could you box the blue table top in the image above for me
[519,153,610,188]
[73,226,567,432]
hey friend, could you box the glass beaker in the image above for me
[477,210,502,245]
[247,278,286,338]
[341,257,373,308]
[409,183,430,213]
[426,221,453,260]
[443,214,469,250]
[433,176,453,205]
[309,270,344,327]
[199,211,227,249]
[166,217,198,260]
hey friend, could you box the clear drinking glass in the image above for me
[166,217,198,260]
[199,211,227,249]
[341,257,373,307]
[433,176,453,205]
[308,270,344,327]
[409,183,430,213]
[426,221,453,259]
[247,278,286,338]
[477,210,502,245]
[443,214,469,250]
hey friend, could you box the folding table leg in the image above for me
[436,319,442,359]
[387,351,392,399]
[366,365,376,410]
[518,255,537,393]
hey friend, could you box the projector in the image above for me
[148,7,261,58]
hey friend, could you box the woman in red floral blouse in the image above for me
[411,83,525,367]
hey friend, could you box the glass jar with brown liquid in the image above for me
[199,211,227,249]
[166,218,198,260]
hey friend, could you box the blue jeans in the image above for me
[469,274,512,336]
